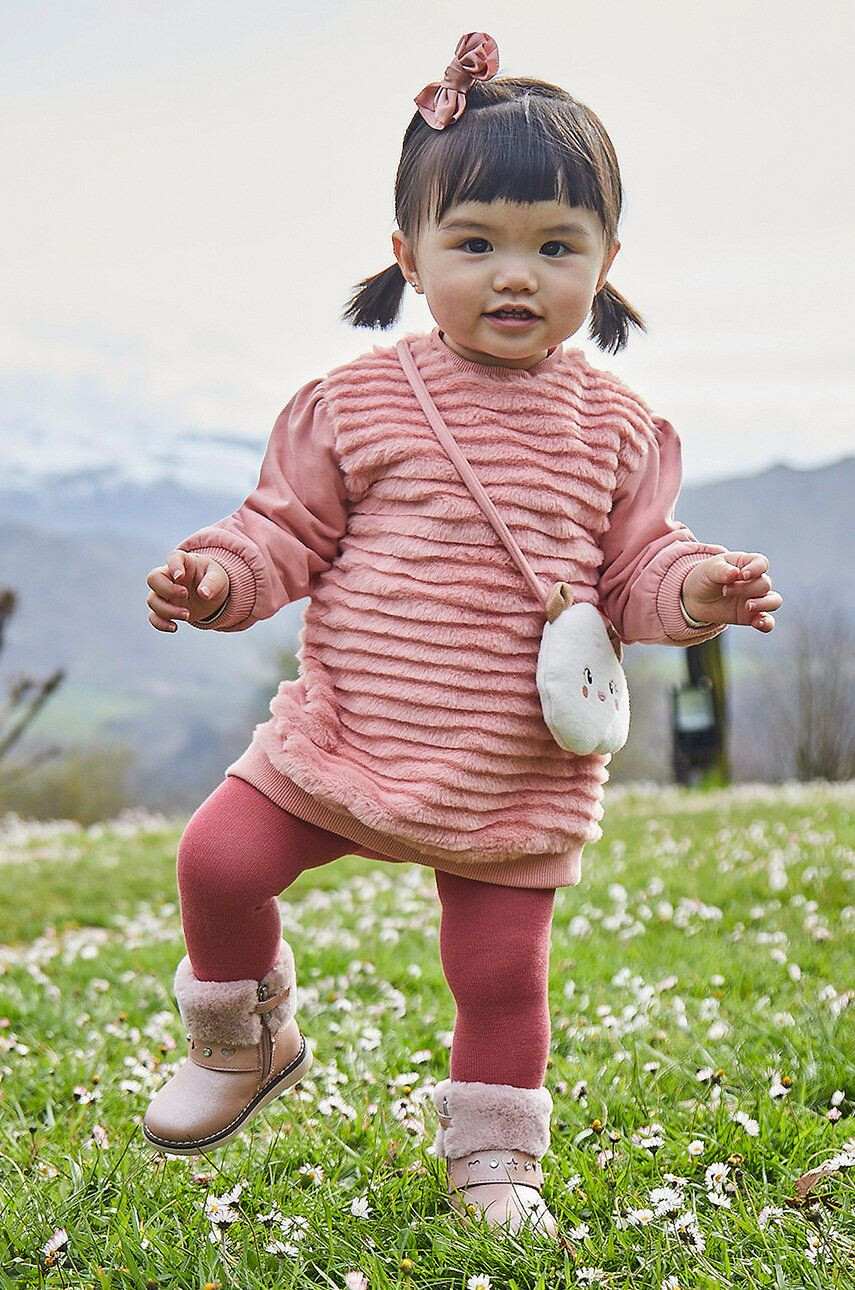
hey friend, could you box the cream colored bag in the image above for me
[396,339,630,756]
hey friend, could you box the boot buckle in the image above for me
[254,985,291,1016]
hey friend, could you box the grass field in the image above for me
[0,780,853,1288]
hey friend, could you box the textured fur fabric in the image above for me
[256,329,634,860]
[173,940,297,1047]
[178,325,728,872]
[431,1078,553,1160]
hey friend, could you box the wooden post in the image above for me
[671,634,730,787]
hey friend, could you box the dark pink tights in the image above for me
[176,775,555,1088]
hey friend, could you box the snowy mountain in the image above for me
[0,365,270,496]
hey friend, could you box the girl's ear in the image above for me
[392,229,417,281]
[597,240,621,294]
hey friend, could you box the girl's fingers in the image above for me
[746,593,783,613]
[148,591,191,621]
[725,572,774,600]
[152,569,189,599]
[149,613,178,632]
[165,551,195,584]
[721,555,746,579]
[740,553,768,579]
[723,552,767,581]
[148,555,196,632]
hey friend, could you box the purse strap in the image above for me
[395,338,548,611]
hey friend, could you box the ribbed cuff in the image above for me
[181,546,257,630]
[657,550,730,644]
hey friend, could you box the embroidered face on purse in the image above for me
[535,583,631,756]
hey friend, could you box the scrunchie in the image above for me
[413,32,500,131]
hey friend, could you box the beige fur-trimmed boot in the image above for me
[431,1078,558,1241]
[142,940,312,1156]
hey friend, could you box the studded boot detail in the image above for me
[142,940,312,1155]
[431,1078,558,1240]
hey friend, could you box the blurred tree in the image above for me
[766,592,855,781]
[0,586,66,783]
[0,585,137,822]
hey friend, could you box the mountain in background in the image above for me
[0,455,852,814]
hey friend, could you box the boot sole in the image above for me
[141,1033,314,1156]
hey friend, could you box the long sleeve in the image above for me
[597,415,730,646]
[175,378,349,631]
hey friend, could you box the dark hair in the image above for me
[340,76,646,354]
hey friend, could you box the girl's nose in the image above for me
[493,264,538,290]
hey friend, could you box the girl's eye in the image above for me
[457,238,572,257]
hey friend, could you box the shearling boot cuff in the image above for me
[173,940,297,1048]
[431,1078,553,1161]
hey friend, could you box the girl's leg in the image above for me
[434,869,555,1089]
[176,776,379,981]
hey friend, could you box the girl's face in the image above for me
[393,198,620,370]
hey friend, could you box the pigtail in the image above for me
[589,280,647,355]
[340,261,409,330]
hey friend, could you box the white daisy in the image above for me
[705,1162,730,1190]
[265,1238,300,1256]
[204,1193,240,1225]
[757,1205,784,1229]
[768,1072,791,1099]
[707,1190,731,1207]
[42,1229,69,1258]
[649,1186,684,1216]
[731,1111,760,1137]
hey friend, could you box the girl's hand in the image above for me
[146,551,230,632]
[682,551,783,632]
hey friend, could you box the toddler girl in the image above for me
[142,32,781,1239]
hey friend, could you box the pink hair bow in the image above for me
[413,32,500,130]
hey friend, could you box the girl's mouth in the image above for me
[484,310,540,330]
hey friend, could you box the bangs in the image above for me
[410,97,607,241]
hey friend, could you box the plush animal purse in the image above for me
[395,338,630,756]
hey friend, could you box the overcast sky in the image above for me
[2,0,853,488]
